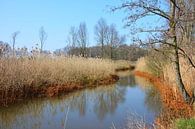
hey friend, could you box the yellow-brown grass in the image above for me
[135,57,195,127]
[136,57,195,97]
[134,71,194,128]
[135,57,150,73]
[163,57,195,97]
[0,56,127,106]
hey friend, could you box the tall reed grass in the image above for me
[0,56,128,105]
[135,57,194,127]
[135,57,149,73]
[163,57,195,97]
[136,56,195,97]
[0,56,119,88]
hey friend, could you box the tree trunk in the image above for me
[101,45,104,58]
[173,35,192,103]
[101,39,104,58]
[12,40,15,57]
[40,42,43,53]
[170,1,193,103]
[110,46,113,59]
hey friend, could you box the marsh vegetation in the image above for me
[0,56,132,106]
[1,0,195,128]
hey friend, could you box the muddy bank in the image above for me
[0,74,119,107]
[134,71,194,127]
[115,65,135,72]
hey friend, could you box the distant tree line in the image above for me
[54,43,147,61]
[0,18,148,61]
[54,18,147,60]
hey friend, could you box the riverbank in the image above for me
[0,71,156,129]
[134,71,194,127]
[134,57,195,128]
[0,56,129,106]
[1,74,119,106]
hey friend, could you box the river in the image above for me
[0,72,162,129]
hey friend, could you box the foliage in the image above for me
[175,118,195,129]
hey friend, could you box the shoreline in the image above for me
[0,74,119,107]
[134,70,194,127]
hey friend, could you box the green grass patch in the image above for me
[175,118,195,129]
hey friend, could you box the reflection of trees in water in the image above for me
[75,93,87,116]
[67,85,126,119]
[144,87,162,114]
[134,76,153,90]
[118,75,136,87]
[93,86,126,120]
[68,92,87,116]
[0,84,127,129]
[135,75,163,117]
[0,99,48,129]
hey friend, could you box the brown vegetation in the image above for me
[0,74,119,106]
[0,56,124,106]
[113,0,195,104]
[163,57,195,98]
[115,65,135,72]
[134,71,194,128]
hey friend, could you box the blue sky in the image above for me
[0,0,131,51]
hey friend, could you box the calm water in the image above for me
[0,72,162,129]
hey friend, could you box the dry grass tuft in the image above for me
[135,57,148,72]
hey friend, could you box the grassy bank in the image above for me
[163,57,195,97]
[136,56,195,98]
[135,56,195,96]
[134,57,194,128]
[0,56,128,106]
[174,118,195,129]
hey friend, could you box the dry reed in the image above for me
[163,57,195,97]
[134,57,194,127]
[0,56,127,106]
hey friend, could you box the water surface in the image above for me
[0,72,162,129]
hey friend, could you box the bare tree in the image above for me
[67,26,78,56]
[0,41,11,58]
[94,18,109,58]
[78,22,88,57]
[112,0,195,103]
[12,31,20,57]
[107,24,126,59]
[39,26,47,53]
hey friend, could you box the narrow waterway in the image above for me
[0,72,162,129]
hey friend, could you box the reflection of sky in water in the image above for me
[0,73,162,129]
